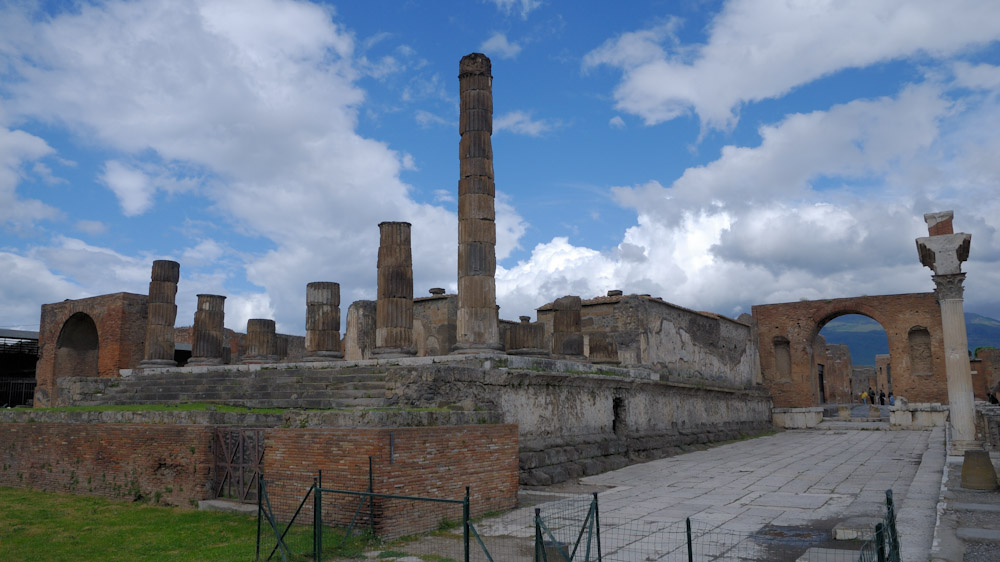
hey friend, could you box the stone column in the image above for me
[139,260,180,367]
[189,294,226,366]
[551,296,584,358]
[374,222,416,358]
[243,319,277,363]
[345,300,376,361]
[454,53,502,354]
[916,210,978,451]
[304,282,344,360]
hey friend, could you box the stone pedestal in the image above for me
[551,296,584,359]
[374,222,416,358]
[454,53,502,354]
[916,210,979,452]
[139,260,180,367]
[188,294,226,366]
[345,300,376,361]
[303,282,343,361]
[243,319,277,364]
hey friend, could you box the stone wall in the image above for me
[385,356,772,485]
[753,293,947,408]
[538,294,757,389]
[815,338,853,403]
[35,293,148,407]
[412,293,457,356]
[0,416,518,539]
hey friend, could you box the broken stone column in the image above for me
[139,260,180,367]
[374,222,416,358]
[188,294,226,366]
[345,300,376,361]
[304,282,344,361]
[916,210,978,452]
[454,53,502,354]
[243,319,277,364]
[504,315,547,356]
[551,296,584,358]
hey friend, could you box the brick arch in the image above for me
[54,312,100,379]
[752,293,947,408]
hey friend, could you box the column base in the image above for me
[242,356,279,365]
[450,342,504,355]
[137,359,177,368]
[300,352,344,362]
[373,347,416,359]
[187,357,224,367]
[949,439,984,456]
[506,348,549,357]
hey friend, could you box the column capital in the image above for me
[932,273,966,300]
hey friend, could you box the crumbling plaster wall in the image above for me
[387,360,772,485]
[537,294,757,389]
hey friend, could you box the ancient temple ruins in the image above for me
[6,53,999,537]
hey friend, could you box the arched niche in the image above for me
[53,312,99,378]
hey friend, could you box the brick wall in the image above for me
[0,420,518,539]
[35,293,148,407]
[753,293,947,407]
[0,423,215,505]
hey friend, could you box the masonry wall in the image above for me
[538,294,757,389]
[0,418,517,539]
[412,294,457,357]
[387,360,772,486]
[34,293,148,407]
[815,339,853,403]
[753,293,947,408]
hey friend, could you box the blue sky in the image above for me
[2,0,1000,336]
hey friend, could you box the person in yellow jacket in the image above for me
[860,390,868,404]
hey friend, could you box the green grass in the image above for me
[0,486,258,561]
[0,486,382,561]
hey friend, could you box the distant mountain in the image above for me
[819,313,1000,366]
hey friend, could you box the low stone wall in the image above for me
[890,403,949,429]
[0,416,518,539]
[976,403,1000,450]
[386,356,773,486]
[772,407,824,429]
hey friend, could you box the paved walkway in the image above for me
[469,427,941,561]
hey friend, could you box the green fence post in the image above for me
[593,492,602,562]
[314,477,322,562]
[256,476,262,561]
[535,507,543,562]
[886,489,900,562]
[464,486,471,562]
[876,522,886,562]
[686,518,693,562]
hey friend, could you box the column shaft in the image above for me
[304,282,343,360]
[375,222,415,357]
[140,260,180,367]
[189,294,226,366]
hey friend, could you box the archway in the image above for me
[53,312,99,379]
[815,313,889,404]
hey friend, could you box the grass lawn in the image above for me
[0,486,259,561]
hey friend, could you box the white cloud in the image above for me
[584,1,1000,129]
[486,0,541,20]
[480,32,522,59]
[0,127,62,231]
[415,109,452,128]
[608,116,625,129]
[100,160,155,216]
[74,220,108,235]
[494,110,556,136]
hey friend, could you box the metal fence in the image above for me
[0,378,35,407]
[257,476,901,562]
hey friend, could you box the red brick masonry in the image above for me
[0,422,518,538]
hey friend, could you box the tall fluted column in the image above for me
[916,210,978,452]
[374,222,416,358]
[243,319,277,363]
[304,282,343,360]
[140,260,180,367]
[454,53,502,353]
[189,294,226,366]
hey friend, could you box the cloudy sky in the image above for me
[2,0,999,336]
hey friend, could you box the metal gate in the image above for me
[215,428,265,503]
